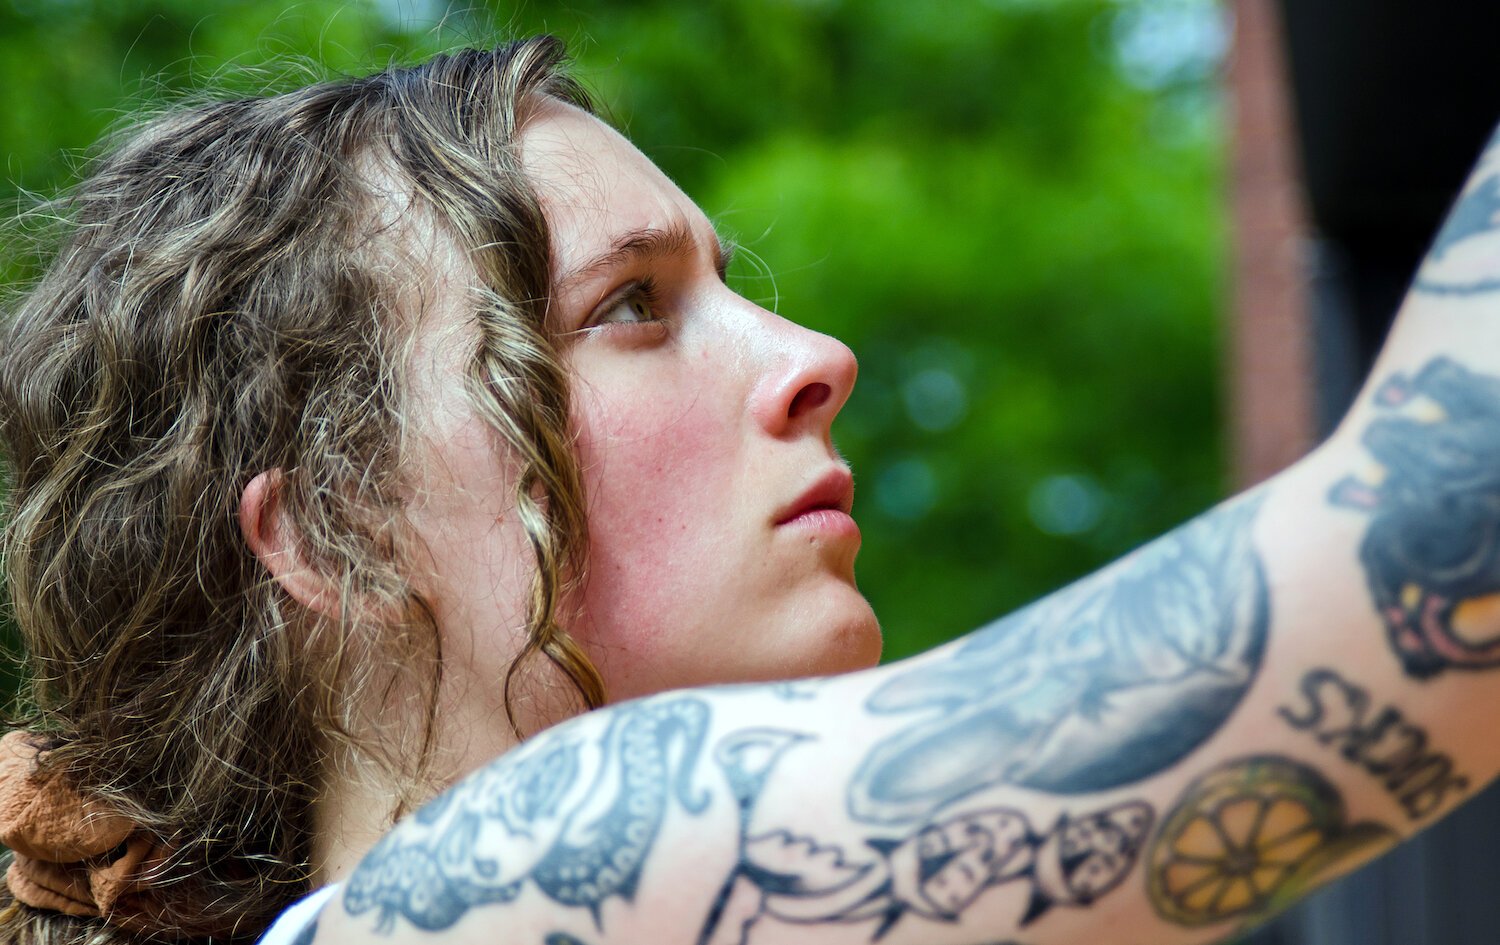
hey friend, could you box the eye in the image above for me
[595,278,663,327]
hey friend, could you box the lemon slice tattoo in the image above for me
[1149,757,1397,927]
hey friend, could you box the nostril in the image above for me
[788,381,832,419]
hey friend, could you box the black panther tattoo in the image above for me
[1331,357,1500,677]
[343,696,711,932]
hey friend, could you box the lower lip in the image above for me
[779,508,862,540]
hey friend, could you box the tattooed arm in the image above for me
[308,129,1500,945]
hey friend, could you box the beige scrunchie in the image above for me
[0,730,176,934]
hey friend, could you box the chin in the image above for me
[588,584,882,700]
[797,587,883,677]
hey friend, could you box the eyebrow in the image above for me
[554,221,735,293]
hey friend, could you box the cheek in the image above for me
[571,377,747,640]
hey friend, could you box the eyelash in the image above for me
[586,277,667,334]
[622,276,663,318]
[569,257,731,341]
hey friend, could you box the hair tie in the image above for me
[0,730,175,933]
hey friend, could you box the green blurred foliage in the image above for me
[0,0,1228,663]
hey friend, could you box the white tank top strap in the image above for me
[257,883,340,945]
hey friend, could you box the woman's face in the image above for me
[407,101,880,728]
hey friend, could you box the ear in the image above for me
[239,470,341,618]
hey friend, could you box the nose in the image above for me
[751,313,859,439]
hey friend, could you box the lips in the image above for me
[776,467,855,526]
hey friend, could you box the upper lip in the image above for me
[776,467,855,524]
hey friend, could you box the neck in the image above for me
[310,760,401,884]
[307,697,546,885]
[307,658,588,885]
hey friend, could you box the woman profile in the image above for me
[0,35,1498,945]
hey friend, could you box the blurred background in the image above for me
[0,0,1231,662]
[0,1,1497,943]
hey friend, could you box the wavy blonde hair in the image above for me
[0,38,604,943]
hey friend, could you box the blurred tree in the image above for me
[0,0,1227,664]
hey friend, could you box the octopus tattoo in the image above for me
[343,696,711,932]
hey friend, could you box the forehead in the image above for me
[519,101,709,269]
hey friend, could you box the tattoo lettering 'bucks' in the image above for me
[343,696,711,933]
[1279,667,1469,820]
[1148,756,1396,929]
[849,497,1268,824]
[1332,357,1500,677]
